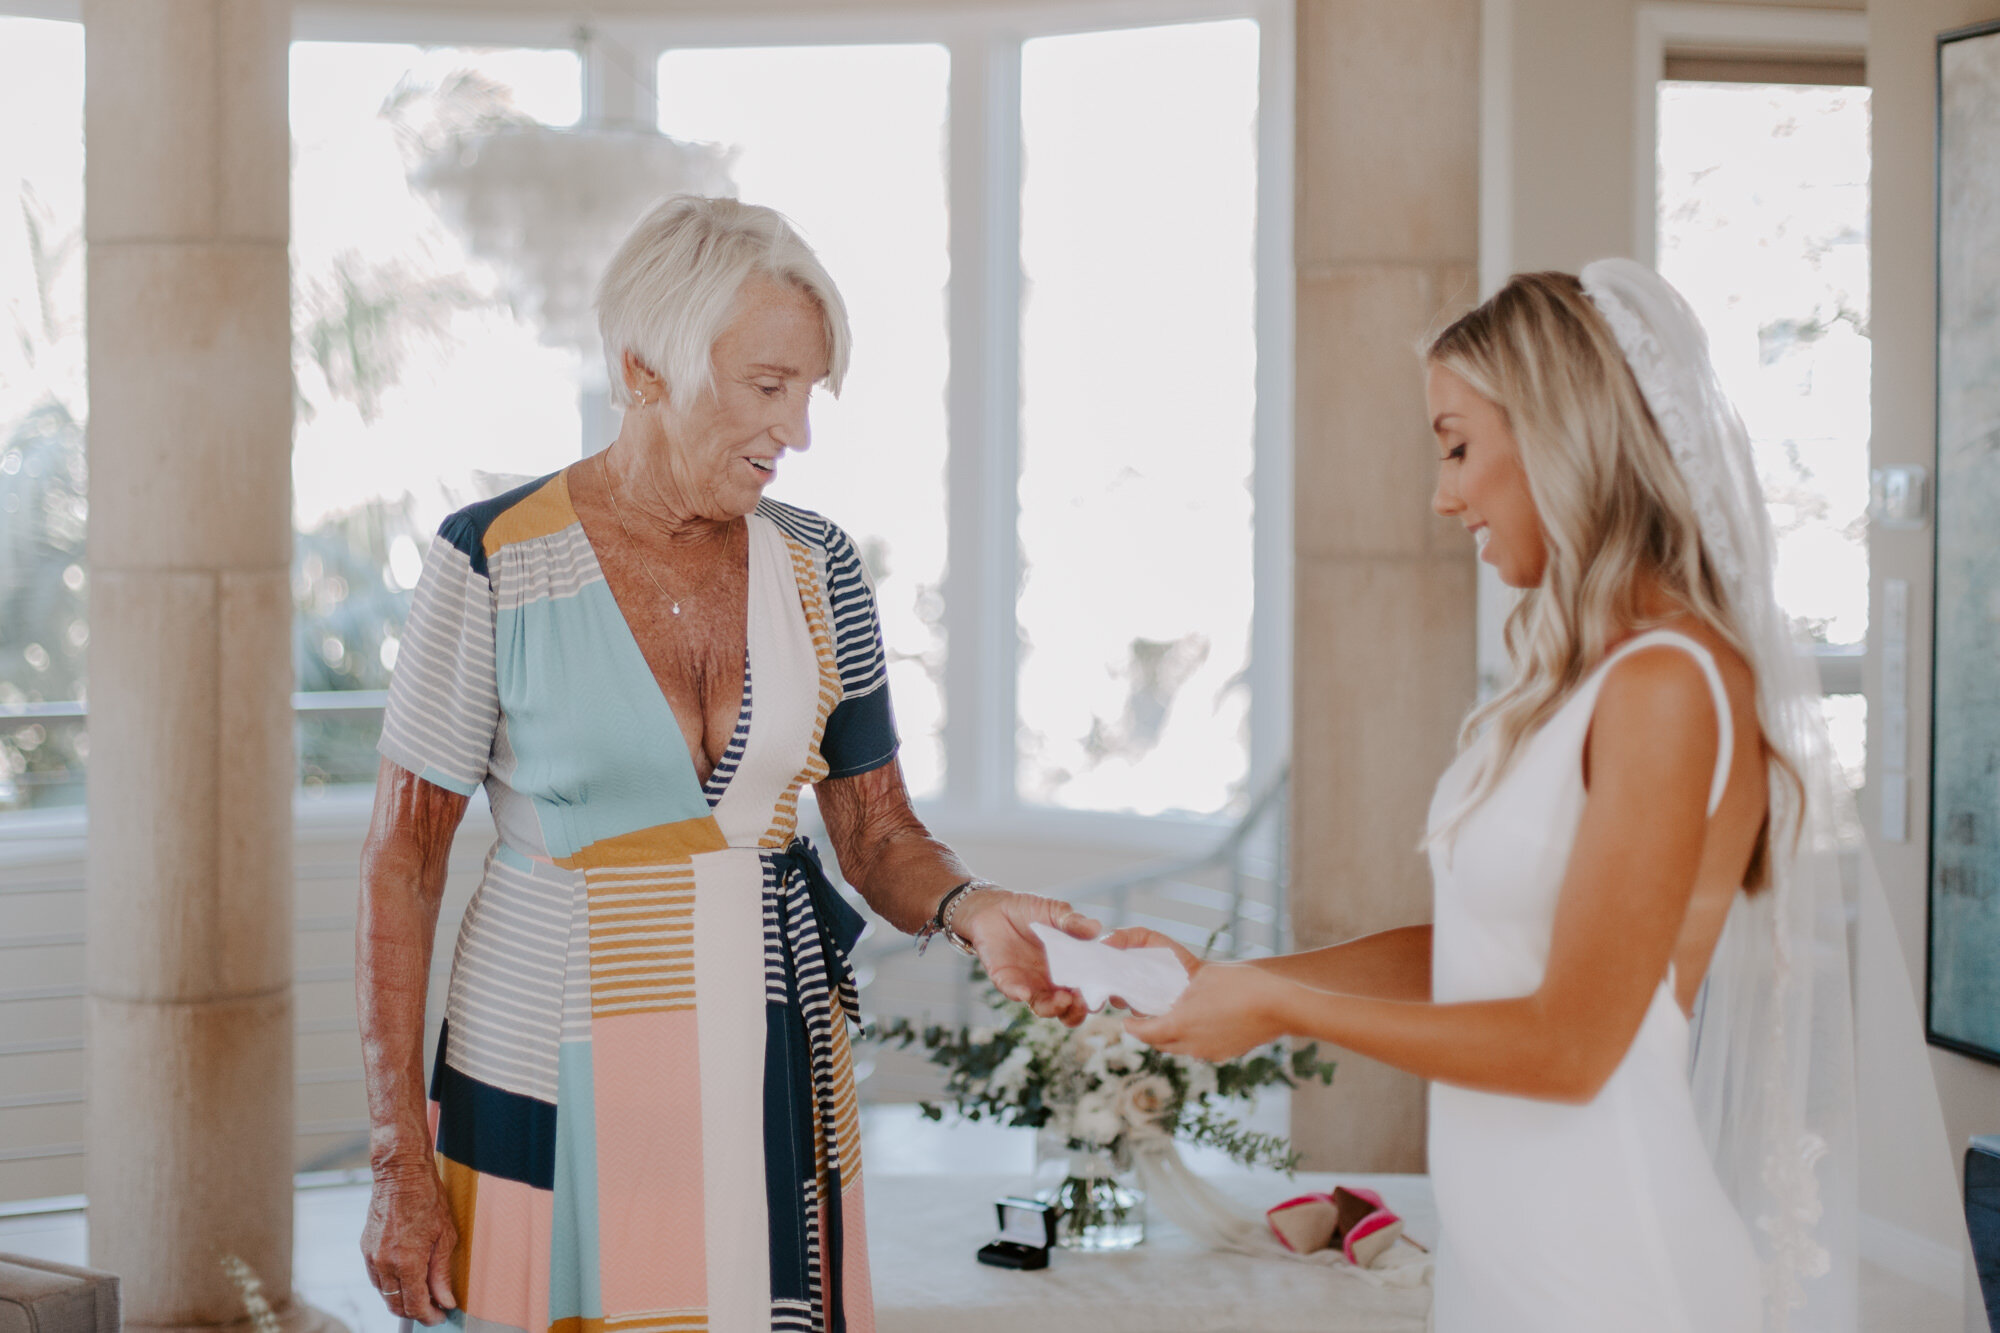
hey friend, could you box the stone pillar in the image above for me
[1289,0,1482,1172]
[81,4,331,1331]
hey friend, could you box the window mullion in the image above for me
[583,26,660,127]
[1249,0,1294,795]
[943,32,1022,817]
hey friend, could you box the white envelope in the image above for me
[1031,922,1192,1015]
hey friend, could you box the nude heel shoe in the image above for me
[1265,1185,1411,1268]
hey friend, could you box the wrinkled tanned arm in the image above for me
[355,758,469,1325]
[817,759,1097,1024]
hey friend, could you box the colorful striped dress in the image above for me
[378,468,897,1333]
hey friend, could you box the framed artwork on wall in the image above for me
[1930,17,2000,1065]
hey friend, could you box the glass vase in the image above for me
[1035,1134,1146,1251]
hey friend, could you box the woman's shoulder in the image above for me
[435,470,571,577]
[754,496,863,565]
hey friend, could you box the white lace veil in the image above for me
[1580,258,1971,1332]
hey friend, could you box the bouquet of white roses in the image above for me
[868,991,1335,1172]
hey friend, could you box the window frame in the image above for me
[1634,2,1873,781]
[1633,3,1870,268]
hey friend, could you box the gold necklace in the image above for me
[604,458,728,618]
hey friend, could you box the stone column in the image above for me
[82,4,332,1330]
[1289,0,1482,1172]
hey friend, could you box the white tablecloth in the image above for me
[864,1171,1435,1333]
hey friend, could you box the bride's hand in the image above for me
[1124,961,1292,1060]
[1100,926,1203,978]
[1099,927,1202,1014]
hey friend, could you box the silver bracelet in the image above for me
[917,879,996,957]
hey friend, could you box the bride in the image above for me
[1120,260,1892,1331]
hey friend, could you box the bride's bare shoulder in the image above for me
[1647,615,1755,709]
[1595,615,1759,759]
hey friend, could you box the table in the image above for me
[865,1171,1435,1333]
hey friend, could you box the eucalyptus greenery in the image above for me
[867,984,1335,1173]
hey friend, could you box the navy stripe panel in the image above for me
[764,1001,816,1304]
[821,687,898,780]
[431,1024,559,1189]
[754,498,893,696]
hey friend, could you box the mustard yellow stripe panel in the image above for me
[482,470,579,556]
[829,1012,863,1187]
[583,863,697,1015]
[436,1153,479,1302]
[555,817,729,871]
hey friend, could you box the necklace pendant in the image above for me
[670,601,682,616]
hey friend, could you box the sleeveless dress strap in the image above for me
[1597,630,1735,817]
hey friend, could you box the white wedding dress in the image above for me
[1425,628,1762,1333]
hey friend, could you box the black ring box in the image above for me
[977,1196,1057,1270]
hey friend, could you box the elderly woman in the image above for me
[357,195,1094,1333]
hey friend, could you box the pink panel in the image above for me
[591,1011,707,1315]
[841,1177,876,1333]
[462,1172,556,1332]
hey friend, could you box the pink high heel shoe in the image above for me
[1267,1185,1418,1267]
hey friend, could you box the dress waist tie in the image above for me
[768,836,866,1332]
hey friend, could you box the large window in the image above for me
[0,5,1288,827]
[1655,77,1872,787]
[656,43,952,798]
[290,40,585,788]
[1016,20,1261,816]
[650,14,1283,823]
[285,5,1287,826]
[0,17,84,812]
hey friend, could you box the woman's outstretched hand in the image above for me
[1124,960,1295,1060]
[957,890,1101,1027]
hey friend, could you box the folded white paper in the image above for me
[1031,923,1191,1015]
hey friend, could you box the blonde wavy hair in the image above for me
[1426,271,1792,886]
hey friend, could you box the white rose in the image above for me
[1184,1061,1218,1101]
[1082,1041,1126,1082]
[1114,1074,1175,1136]
[1101,1034,1145,1073]
[1070,1088,1123,1146]
[970,1026,997,1046]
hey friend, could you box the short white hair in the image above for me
[596,195,851,410]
